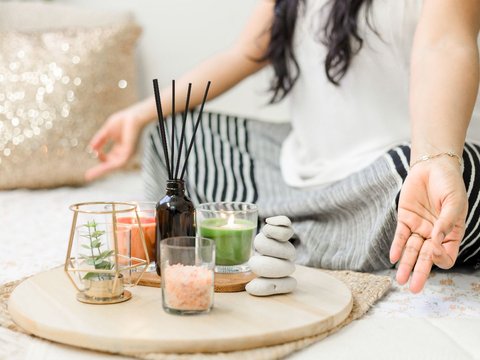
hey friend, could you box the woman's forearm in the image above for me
[410,40,479,159]
[410,1,480,162]
[136,0,274,127]
[136,50,267,126]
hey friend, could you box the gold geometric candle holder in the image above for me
[64,202,150,304]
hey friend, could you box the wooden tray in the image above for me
[8,266,353,354]
[136,271,257,293]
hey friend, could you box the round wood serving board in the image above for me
[8,266,353,354]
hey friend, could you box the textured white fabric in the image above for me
[281,0,480,187]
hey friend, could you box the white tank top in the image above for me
[281,0,480,187]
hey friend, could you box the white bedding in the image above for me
[1,171,479,359]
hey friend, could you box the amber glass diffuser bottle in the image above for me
[155,180,195,275]
[152,79,211,275]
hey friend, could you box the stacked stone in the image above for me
[246,216,297,296]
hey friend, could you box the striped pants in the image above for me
[143,112,480,271]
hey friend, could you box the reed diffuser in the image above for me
[152,79,211,275]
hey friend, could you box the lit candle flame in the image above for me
[219,215,245,230]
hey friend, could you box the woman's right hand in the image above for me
[390,156,467,293]
[85,103,148,181]
[83,0,274,182]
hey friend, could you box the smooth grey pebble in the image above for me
[265,215,292,227]
[249,255,295,278]
[262,224,294,242]
[254,233,296,261]
[246,276,297,297]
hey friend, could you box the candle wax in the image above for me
[199,218,255,266]
[117,216,156,262]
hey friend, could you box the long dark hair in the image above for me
[264,0,374,103]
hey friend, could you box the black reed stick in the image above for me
[170,80,175,178]
[180,81,211,180]
[175,83,192,179]
[153,79,172,180]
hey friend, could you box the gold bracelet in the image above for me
[410,151,463,169]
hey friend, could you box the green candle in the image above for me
[199,218,256,266]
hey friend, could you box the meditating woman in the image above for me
[86,0,480,293]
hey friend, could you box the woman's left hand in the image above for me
[389,157,467,293]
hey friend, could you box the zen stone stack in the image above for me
[246,216,297,296]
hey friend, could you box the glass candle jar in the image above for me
[196,202,258,273]
[117,201,156,271]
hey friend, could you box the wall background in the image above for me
[56,0,290,122]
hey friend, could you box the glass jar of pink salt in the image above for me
[160,237,215,315]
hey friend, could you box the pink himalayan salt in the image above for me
[164,264,213,311]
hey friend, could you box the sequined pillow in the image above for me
[0,21,140,189]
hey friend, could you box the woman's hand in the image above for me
[85,104,147,181]
[399,0,479,293]
[389,157,467,293]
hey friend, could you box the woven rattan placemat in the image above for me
[1,269,391,360]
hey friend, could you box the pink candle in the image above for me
[117,216,156,262]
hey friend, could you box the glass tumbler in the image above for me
[160,236,215,315]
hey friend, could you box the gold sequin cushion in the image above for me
[0,22,140,189]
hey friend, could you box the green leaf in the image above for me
[91,239,102,248]
[85,258,96,265]
[91,230,105,239]
[95,260,113,269]
[94,259,113,267]
[81,244,92,250]
[99,250,115,259]
[85,220,98,228]
[83,272,100,280]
